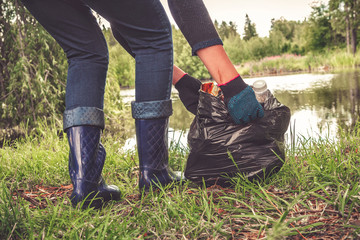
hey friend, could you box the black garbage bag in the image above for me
[185,85,291,187]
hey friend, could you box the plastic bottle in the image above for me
[252,79,268,103]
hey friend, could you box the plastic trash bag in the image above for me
[184,83,291,187]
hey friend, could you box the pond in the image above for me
[120,70,360,150]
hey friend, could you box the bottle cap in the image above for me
[253,79,267,93]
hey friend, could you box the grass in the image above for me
[236,50,360,77]
[1,120,360,239]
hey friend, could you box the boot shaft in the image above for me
[135,118,172,190]
[67,126,104,185]
[66,125,120,208]
[136,118,169,170]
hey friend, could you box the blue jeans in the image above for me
[21,0,173,129]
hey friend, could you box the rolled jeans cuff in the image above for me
[192,38,223,56]
[131,99,173,119]
[63,107,105,130]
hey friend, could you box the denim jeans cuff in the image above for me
[192,38,223,56]
[63,107,105,130]
[131,99,173,119]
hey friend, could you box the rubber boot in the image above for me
[67,126,121,209]
[136,117,177,191]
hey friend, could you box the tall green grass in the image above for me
[237,50,360,77]
[1,121,360,239]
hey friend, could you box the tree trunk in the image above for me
[351,26,357,55]
[350,0,358,55]
[345,14,351,54]
[0,0,7,99]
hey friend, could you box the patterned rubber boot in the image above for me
[136,117,175,191]
[67,126,121,209]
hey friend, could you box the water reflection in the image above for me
[120,70,360,149]
[264,71,360,141]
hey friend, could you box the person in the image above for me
[168,0,264,123]
[21,0,176,208]
[112,0,264,121]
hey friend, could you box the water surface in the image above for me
[120,70,360,149]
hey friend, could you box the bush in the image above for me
[1,1,67,129]
[104,30,136,87]
[172,27,210,80]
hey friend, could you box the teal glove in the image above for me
[225,85,264,124]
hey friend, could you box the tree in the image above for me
[243,14,258,41]
[215,20,239,40]
[304,3,334,52]
[329,0,360,54]
[290,21,308,55]
[330,0,351,52]
[270,17,297,41]
[269,17,307,55]
[223,35,246,64]
[172,26,210,80]
[0,0,67,128]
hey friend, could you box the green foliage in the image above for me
[106,26,212,82]
[245,37,268,60]
[2,0,359,137]
[328,50,360,67]
[172,26,210,80]
[236,50,360,76]
[329,0,360,54]
[243,14,258,41]
[104,29,135,87]
[223,18,307,65]
[236,54,308,76]
[267,31,287,55]
[214,20,239,39]
[108,45,135,87]
[305,49,360,69]
[304,4,334,52]
[223,35,246,64]
[270,17,298,41]
[0,1,135,135]
[329,0,349,47]
[1,0,67,129]
[224,36,271,64]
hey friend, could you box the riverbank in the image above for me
[1,120,360,239]
[1,50,360,143]
[236,51,360,78]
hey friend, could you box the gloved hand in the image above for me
[174,74,202,115]
[220,75,264,124]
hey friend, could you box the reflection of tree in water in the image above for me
[347,71,360,128]
[273,70,360,135]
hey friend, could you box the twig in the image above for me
[7,222,17,240]
[21,193,45,209]
[0,89,15,101]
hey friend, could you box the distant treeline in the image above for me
[0,0,359,129]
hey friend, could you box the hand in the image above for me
[226,86,264,124]
[174,74,202,115]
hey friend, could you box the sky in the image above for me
[160,0,328,37]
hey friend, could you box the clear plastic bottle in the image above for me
[252,79,268,103]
